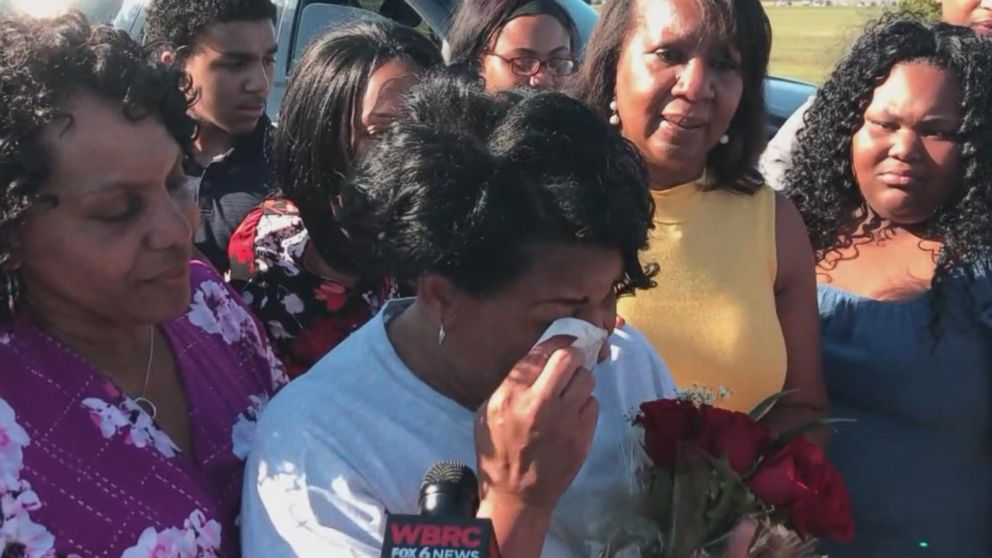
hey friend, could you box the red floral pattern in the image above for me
[228,199,399,378]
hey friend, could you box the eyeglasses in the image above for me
[485,52,577,77]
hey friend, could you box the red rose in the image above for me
[747,443,806,506]
[635,400,704,467]
[791,467,854,541]
[636,401,769,474]
[748,438,854,541]
[697,407,770,474]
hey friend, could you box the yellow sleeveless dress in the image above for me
[617,182,787,412]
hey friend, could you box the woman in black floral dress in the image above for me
[228,20,442,377]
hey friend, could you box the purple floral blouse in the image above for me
[0,261,288,557]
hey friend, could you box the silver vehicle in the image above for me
[3,0,815,136]
[110,0,601,122]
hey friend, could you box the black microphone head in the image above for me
[418,461,480,517]
[420,461,477,491]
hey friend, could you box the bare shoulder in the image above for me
[773,192,815,289]
[774,192,808,238]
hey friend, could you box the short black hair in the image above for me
[0,11,194,317]
[447,0,579,73]
[275,19,442,275]
[784,14,992,323]
[144,0,277,50]
[571,0,771,195]
[341,72,656,296]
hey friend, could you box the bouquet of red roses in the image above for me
[593,391,854,558]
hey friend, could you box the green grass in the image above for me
[764,5,885,83]
[589,4,884,84]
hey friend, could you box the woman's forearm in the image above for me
[477,495,553,558]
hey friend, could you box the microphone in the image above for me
[381,461,501,558]
[419,460,480,517]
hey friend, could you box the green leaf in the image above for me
[706,459,757,539]
[664,443,711,558]
[769,418,857,449]
[647,467,675,527]
[702,457,760,538]
[748,390,798,421]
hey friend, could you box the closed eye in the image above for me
[653,48,687,65]
[97,197,142,223]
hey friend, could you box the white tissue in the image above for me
[534,317,609,370]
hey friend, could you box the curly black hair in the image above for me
[144,0,277,51]
[0,12,194,317]
[783,14,992,311]
[275,19,441,276]
[340,71,656,297]
[570,0,771,194]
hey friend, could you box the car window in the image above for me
[112,0,145,36]
[292,3,387,64]
[108,0,289,42]
[354,0,430,32]
[73,0,123,21]
[299,0,441,42]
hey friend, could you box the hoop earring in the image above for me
[609,99,620,127]
[437,324,446,347]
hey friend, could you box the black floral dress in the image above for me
[228,199,399,378]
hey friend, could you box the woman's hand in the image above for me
[474,335,599,558]
[475,334,598,508]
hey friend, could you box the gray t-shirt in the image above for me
[759,97,814,191]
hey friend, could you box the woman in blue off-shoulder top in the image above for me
[783,16,992,558]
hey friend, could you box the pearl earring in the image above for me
[719,134,729,145]
[609,99,620,126]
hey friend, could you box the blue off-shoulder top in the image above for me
[817,267,992,558]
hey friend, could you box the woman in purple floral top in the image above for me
[0,13,285,557]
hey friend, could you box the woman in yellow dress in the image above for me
[572,0,827,434]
